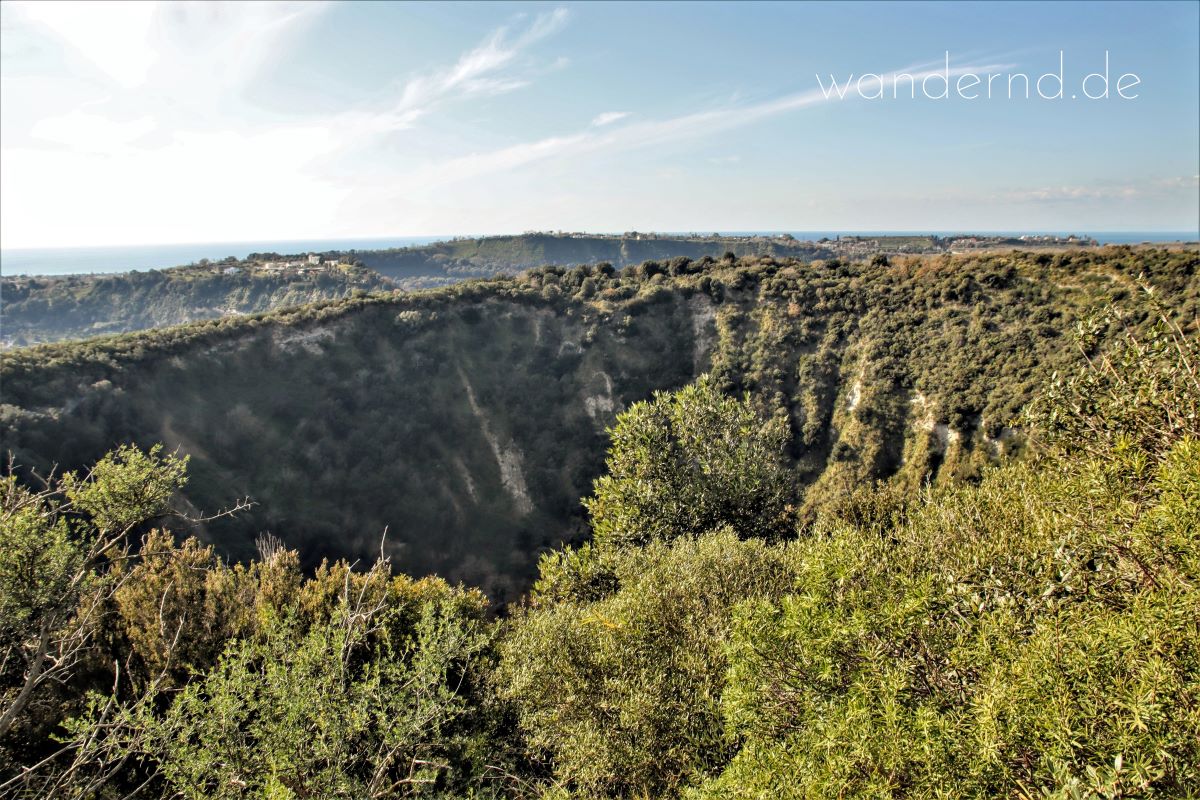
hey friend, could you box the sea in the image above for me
[1,231,1196,277]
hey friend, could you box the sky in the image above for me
[1,0,1197,249]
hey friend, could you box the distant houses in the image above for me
[204,253,345,278]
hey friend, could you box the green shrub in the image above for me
[691,318,1200,799]
[585,375,795,550]
[497,531,799,798]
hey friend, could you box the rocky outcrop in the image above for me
[459,367,534,516]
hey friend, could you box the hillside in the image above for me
[0,235,826,345]
[351,231,1104,285]
[1,232,1109,346]
[2,247,1196,601]
[2,247,1198,798]
[0,263,390,347]
[354,232,836,285]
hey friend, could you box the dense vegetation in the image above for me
[0,233,832,345]
[2,302,1196,797]
[346,232,1110,287]
[2,247,1196,600]
[1,264,390,346]
[1,233,1123,345]
[353,232,832,286]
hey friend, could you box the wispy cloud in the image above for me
[384,59,1012,196]
[1,4,573,247]
[13,3,570,154]
[11,0,160,88]
[359,7,570,132]
[12,1,328,92]
[30,110,156,153]
[591,111,631,127]
[10,0,330,158]
[1000,175,1200,203]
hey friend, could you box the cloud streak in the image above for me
[592,111,631,127]
[10,0,330,159]
[384,59,1014,196]
[999,175,1200,203]
[1,5,573,247]
[12,1,329,93]
[352,7,570,133]
[11,0,159,88]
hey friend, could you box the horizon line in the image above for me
[5,228,1199,253]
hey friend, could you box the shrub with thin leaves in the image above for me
[497,531,800,799]
[145,591,492,799]
[1027,299,1200,463]
[690,319,1200,799]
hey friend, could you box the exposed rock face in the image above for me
[689,294,717,372]
[273,325,336,354]
[583,371,618,422]
[459,367,533,515]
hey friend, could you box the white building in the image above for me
[307,254,321,265]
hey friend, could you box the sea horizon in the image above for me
[2,230,1197,277]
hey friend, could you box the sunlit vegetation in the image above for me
[1,299,1196,797]
[353,231,833,285]
[2,248,1194,601]
[0,264,390,346]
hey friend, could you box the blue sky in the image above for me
[1,0,1197,248]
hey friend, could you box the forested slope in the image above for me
[0,234,828,345]
[0,265,390,346]
[3,297,1196,798]
[355,232,832,284]
[2,233,1103,345]
[2,247,1196,600]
